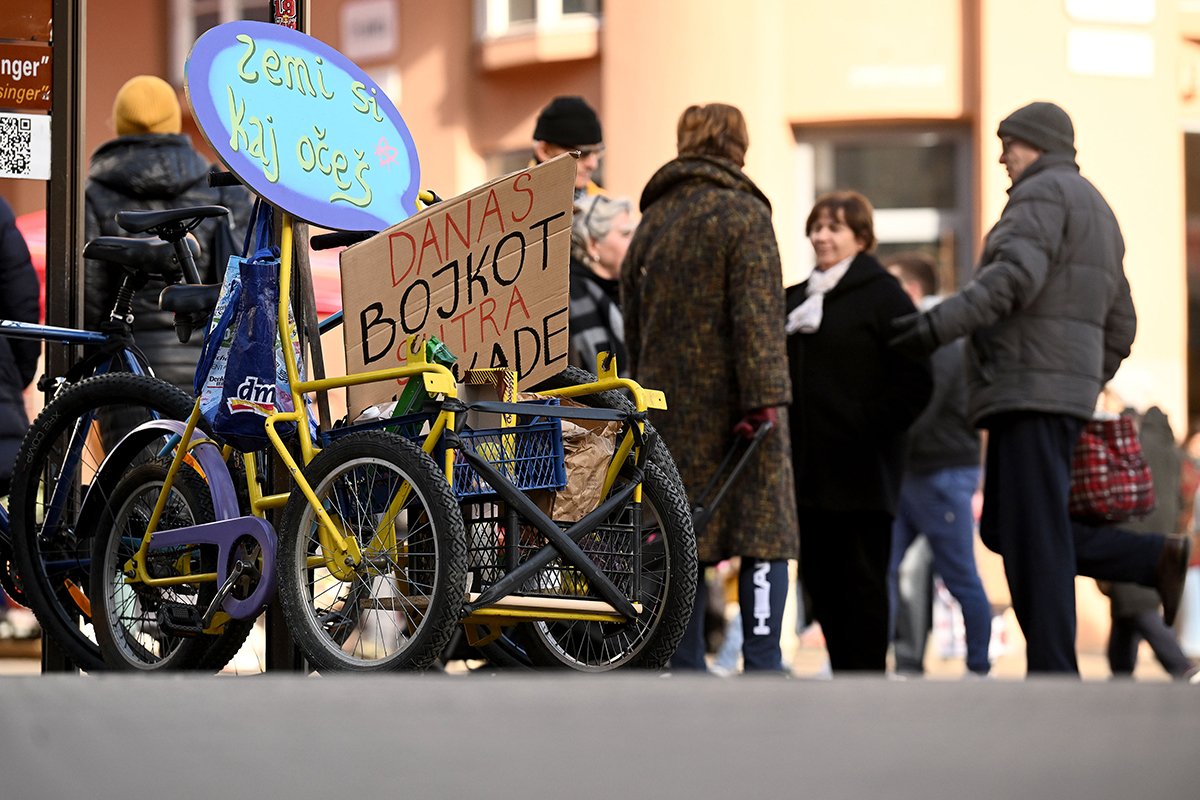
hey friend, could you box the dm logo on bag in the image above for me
[227,376,278,417]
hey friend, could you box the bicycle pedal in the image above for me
[158,603,204,638]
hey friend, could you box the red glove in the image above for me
[733,406,778,439]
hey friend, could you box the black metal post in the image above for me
[40,0,87,674]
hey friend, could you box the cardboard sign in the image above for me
[184,20,420,231]
[340,154,575,414]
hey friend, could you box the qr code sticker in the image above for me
[0,116,33,176]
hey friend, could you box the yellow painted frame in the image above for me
[123,211,665,625]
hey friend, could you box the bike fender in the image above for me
[80,420,241,524]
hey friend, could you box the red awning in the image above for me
[14,209,46,322]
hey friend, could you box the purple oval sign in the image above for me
[185,20,420,232]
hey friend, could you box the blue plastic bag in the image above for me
[194,201,303,451]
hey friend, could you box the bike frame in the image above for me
[0,318,152,562]
[112,210,668,634]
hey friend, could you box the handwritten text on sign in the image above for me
[340,154,576,414]
[185,20,419,231]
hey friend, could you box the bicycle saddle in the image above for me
[117,205,229,238]
[83,236,199,277]
[159,282,221,314]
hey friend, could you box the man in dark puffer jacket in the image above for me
[84,75,251,393]
[890,101,1190,675]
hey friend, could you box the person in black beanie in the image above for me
[532,95,606,200]
[888,100,1191,675]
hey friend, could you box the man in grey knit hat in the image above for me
[889,100,1191,675]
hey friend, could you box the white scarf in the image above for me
[786,256,853,334]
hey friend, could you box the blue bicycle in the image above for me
[0,204,245,671]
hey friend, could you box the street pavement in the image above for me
[1,670,1197,800]
[3,614,1195,799]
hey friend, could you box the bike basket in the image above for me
[449,400,567,498]
[461,500,637,601]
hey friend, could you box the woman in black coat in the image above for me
[786,191,932,672]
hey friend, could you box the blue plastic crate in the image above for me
[448,400,567,498]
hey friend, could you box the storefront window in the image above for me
[831,140,958,210]
[796,127,972,291]
[1183,132,1200,422]
[507,0,536,23]
[170,0,272,84]
[478,0,602,39]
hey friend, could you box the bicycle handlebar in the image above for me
[208,170,243,188]
[310,230,377,251]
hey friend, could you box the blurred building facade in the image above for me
[1,0,1197,431]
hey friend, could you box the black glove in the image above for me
[888,312,940,358]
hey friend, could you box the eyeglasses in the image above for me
[555,143,606,158]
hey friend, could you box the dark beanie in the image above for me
[533,96,602,146]
[997,101,1075,156]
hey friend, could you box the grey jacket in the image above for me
[926,153,1135,424]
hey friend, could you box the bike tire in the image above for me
[521,365,696,670]
[90,459,252,671]
[277,430,468,672]
[516,460,697,670]
[8,373,198,671]
[444,365,696,671]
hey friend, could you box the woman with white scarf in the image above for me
[784,191,933,673]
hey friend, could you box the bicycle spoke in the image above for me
[279,431,465,672]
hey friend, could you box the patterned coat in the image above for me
[569,255,628,375]
[621,155,798,563]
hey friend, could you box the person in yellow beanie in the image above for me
[84,74,252,400]
[111,74,183,136]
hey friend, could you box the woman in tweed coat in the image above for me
[621,104,798,672]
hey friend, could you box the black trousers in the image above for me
[980,411,1164,674]
[1108,610,1193,677]
[798,508,892,672]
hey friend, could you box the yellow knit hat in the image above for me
[113,75,182,136]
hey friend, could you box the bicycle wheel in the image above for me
[437,365,692,671]
[277,430,468,672]
[516,460,697,671]
[90,459,250,671]
[510,366,697,670]
[8,372,198,671]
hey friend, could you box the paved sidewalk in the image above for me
[2,673,1197,800]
